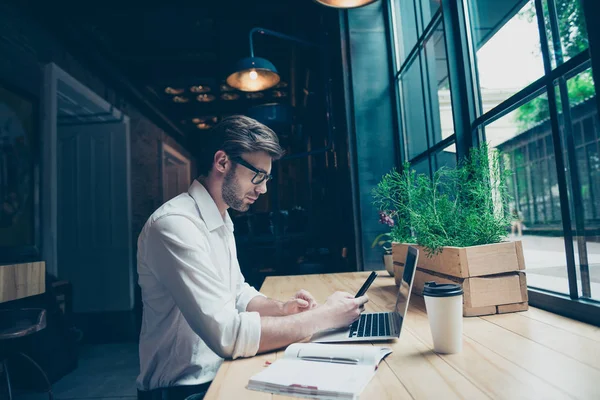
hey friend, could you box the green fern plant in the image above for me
[371,144,512,256]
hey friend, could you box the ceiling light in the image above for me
[192,116,218,124]
[196,94,216,102]
[226,58,280,92]
[220,83,235,92]
[173,96,189,103]
[271,90,287,98]
[196,122,211,130]
[314,0,379,8]
[165,87,185,95]
[221,92,240,101]
[246,92,264,99]
[227,28,316,92]
[190,85,211,93]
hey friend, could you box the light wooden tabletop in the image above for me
[0,262,45,303]
[205,272,600,399]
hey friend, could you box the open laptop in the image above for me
[311,246,419,343]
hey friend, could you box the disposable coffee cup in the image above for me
[423,281,463,354]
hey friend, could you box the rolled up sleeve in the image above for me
[145,214,261,359]
[236,281,265,313]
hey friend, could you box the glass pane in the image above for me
[433,141,457,172]
[393,0,419,66]
[555,68,599,300]
[543,0,589,68]
[423,21,454,146]
[420,0,441,29]
[400,56,428,160]
[484,93,572,296]
[468,0,545,108]
[411,157,431,178]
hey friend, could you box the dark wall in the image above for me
[342,2,398,270]
[0,2,194,300]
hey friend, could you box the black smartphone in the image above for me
[355,271,378,298]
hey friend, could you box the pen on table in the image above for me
[299,356,359,365]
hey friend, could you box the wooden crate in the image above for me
[393,242,528,317]
[392,241,525,278]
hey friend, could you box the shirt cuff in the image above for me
[233,311,262,359]
[236,284,266,313]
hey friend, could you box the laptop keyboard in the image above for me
[348,312,391,338]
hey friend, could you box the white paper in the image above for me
[248,359,374,399]
[248,344,393,399]
[285,343,392,366]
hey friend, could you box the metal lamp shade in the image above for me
[314,0,378,8]
[226,57,280,92]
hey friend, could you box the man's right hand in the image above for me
[322,291,369,329]
[258,291,369,354]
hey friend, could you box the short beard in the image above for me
[222,166,249,212]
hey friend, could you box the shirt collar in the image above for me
[188,180,234,232]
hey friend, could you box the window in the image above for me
[387,0,599,315]
[542,0,590,68]
[399,56,428,159]
[469,0,545,108]
[485,93,572,295]
[555,67,599,298]
[467,0,598,301]
[391,0,456,175]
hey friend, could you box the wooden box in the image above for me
[392,241,525,278]
[392,242,528,317]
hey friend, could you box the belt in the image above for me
[137,382,211,400]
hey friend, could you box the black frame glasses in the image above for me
[231,156,273,184]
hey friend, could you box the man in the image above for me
[136,116,368,400]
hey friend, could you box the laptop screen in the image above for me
[393,247,418,326]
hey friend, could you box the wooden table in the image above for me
[205,272,600,399]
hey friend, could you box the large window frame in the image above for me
[385,0,600,325]
[388,1,457,174]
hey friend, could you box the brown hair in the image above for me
[198,115,285,175]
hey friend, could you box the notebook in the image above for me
[247,343,392,400]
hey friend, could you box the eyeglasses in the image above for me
[231,156,273,185]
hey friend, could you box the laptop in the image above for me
[311,246,419,343]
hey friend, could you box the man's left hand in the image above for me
[282,289,319,315]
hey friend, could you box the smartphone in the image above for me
[355,271,378,298]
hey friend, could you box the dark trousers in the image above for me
[137,381,211,400]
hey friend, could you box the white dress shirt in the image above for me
[136,180,264,390]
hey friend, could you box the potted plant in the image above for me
[371,144,528,316]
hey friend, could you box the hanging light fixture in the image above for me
[220,83,235,92]
[191,116,217,125]
[221,92,241,101]
[196,94,216,103]
[165,87,185,95]
[190,85,211,93]
[271,90,287,98]
[227,28,317,92]
[246,92,265,99]
[226,57,280,92]
[314,0,379,8]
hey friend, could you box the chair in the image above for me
[0,308,53,400]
